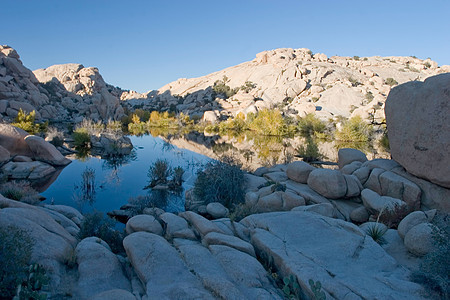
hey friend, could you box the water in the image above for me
[42,135,212,214]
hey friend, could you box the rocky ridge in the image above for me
[129,48,449,122]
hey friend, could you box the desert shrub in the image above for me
[365,223,387,245]
[0,226,33,299]
[229,203,258,222]
[12,109,47,135]
[424,61,432,69]
[147,159,171,187]
[75,119,104,136]
[240,81,257,93]
[78,212,124,254]
[0,181,41,205]
[212,76,238,99]
[297,114,326,138]
[353,56,360,61]
[172,167,185,186]
[248,109,293,136]
[72,128,91,149]
[376,204,413,228]
[348,77,361,87]
[14,263,49,300]
[105,120,123,135]
[194,157,246,208]
[296,138,324,162]
[335,116,372,142]
[365,91,374,103]
[385,77,398,86]
[378,131,390,152]
[411,213,449,298]
[45,127,64,147]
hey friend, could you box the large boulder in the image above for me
[24,135,71,166]
[385,73,450,188]
[75,237,132,299]
[307,169,347,199]
[0,124,32,156]
[286,161,315,183]
[404,223,436,256]
[338,148,368,169]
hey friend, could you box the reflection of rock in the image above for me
[91,134,133,156]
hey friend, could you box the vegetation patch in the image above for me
[78,212,125,254]
[194,157,246,208]
[12,109,47,135]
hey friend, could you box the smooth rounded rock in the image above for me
[338,148,368,169]
[404,223,435,256]
[307,169,347,199]
[125,214,163,235]
[206,202,229,219]
[286,161,315,183]
[350,206,369,223]
[397,211,428,240]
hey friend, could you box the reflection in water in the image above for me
[73,167,96,213]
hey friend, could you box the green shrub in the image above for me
[378,131,390,152]
[12,109,46,135]
[348,77,361,87]
[240,81,257,93]
[424,61,432,68]
[365,223,387,245]
[73,128,91,149]
[365,91,374,103]
[297,114,326,138]
[78,212,124,254]
[212,76,239,99]
[309,279,326,300]
[0,226,33,299]
[385,78,398,86]
[335,116,372,143]
[0,181,41,205]
[248,109,293,136]
[194,157,246,208]
[14,264,49,300]
[411,213,449,298]
[353,56,360,61]
[147,159,171,187]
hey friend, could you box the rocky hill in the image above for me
[1,45,449,125]
[0,45,127,123]
[129,48,449,122]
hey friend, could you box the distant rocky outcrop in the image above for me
[385,73,450,189]
[0,45,132,123]
[128,48,450,122]
[34,63,125,122]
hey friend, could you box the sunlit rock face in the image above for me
[126,47,449,121]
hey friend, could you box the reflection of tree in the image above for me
[73,167,96,212]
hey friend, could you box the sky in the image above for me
[2,0,449,93]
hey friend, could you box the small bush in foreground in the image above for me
[194,157,246,208]
[78,212,124,254]
[0,181,41,205]
[0,226,33,299]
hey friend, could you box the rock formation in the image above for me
[385,73,450,189]
[0,45,134,123]
[127,48,449,122]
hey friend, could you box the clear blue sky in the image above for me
[2,0,449,93]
